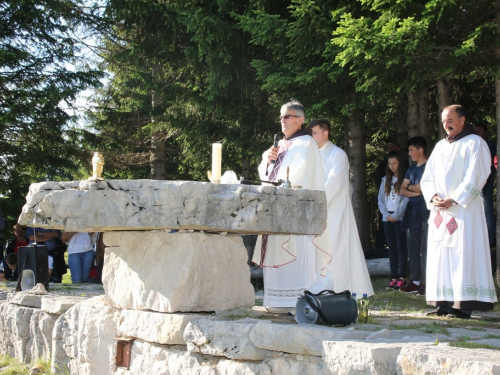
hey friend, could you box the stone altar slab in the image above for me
[18,180,327,235]
[103,231,255,313]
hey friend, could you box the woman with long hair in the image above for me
[377,150,409,290]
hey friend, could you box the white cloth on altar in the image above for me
[320,141,374,297]
[252,134,331,307]
[421,134,497,305]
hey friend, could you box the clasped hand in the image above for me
[432,196,454,209]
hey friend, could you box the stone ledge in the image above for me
[250,322,371,357]
[19,180,327,235]
[7,293,44,309]
[117,310,218,345]
[397,345,500,374]
[41,295,88,315]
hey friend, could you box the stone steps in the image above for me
[0,287,498,374]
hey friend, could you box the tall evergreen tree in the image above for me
[0,0,103,226]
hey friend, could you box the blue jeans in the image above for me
[383,220,407,279]
[69,250,95,283]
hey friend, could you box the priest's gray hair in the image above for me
[281,100,305,118]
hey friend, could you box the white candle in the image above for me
[212,142,222,183]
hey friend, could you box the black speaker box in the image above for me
[16,244,49,292]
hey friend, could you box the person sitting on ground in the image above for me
[5,224,28,255]
[0,253,19,281]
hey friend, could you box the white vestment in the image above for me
[252,134,331,307]
[421,134,497,308]
[320,141,374,297]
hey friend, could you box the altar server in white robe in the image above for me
[307,119,374,297]
[421,104,497,319]
[252,101,331,310]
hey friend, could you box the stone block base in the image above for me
[103,231,255,312]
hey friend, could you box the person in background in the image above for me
[374,142,401,251]
[5,224,28,255]
[61,232,96,284]
[378,150,409,290]
[399,137,429,295]
[307,118,373,297]
[422,104,497,319]
[0,207,4,256]
[0,253,18,281]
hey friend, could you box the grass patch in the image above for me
[62,252,72,284]
[485,334,500,339]
[369,277,429,312]
[450,342,500,351]
[0,355,55,375]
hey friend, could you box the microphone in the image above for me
[271,134,280,164]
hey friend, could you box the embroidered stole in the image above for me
[260,139,293,266]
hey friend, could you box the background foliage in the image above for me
[1,0,499,255]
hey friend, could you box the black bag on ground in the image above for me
[295,289,358,326]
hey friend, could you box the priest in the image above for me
[252,100,331,311]
[307,119,374,297]
[421,104,497,319]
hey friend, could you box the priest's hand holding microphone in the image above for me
[266,134,280,166]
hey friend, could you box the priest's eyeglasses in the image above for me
[280,114,301,120]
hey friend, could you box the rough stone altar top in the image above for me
[18,180,327,235]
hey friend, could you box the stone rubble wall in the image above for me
[0,294,499,374]
[18,180,327,235]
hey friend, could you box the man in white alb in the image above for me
[252,101,331,311]
[421,104,497,319]
[307,119,374,297]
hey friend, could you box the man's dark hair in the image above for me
[6,253,18,267]
[473,123,488,133]
[307,118,331,133]
[443,104,466,119]
[407,136,427,155]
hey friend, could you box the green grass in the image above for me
[62,252,72,284]
[450,342,500,351]
[369,277,430,311]
[0,355,56,375]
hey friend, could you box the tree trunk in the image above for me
[437,77,451,140]
[417,85,430,148]
[150,133,167,180]
[241,155,250,179]
[495,78,500,287]
[150,64,167,180]
[407,90,419,139]
[495,0,500,287]
[348,111,370,253]
[396,96,408,149]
